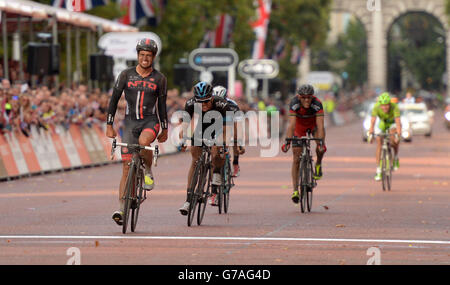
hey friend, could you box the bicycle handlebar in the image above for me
[286,137,323,143]
[111,138,159,166]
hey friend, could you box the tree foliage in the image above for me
[266,0,331,80]
[388,12,445,90]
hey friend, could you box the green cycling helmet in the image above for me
[378,92,391,105]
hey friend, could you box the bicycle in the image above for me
[111,138,159,234]
[218,144,235,214]
[368,130,396,191]
[286,132,322,213]
[184,138,217,227]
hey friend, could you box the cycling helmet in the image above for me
[212,85,227,99]
[297,84,315,96]
[193,82,213,102]
[378,92,391,105]
[136,38,158,55]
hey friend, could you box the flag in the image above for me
[250,0,271,59]
[52,0,108,12]
[290,45,301,65]
[118,0,157,25]
[271,37,286,60]
[199,14,234,48]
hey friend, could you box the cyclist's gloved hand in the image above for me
[281,140,291,153]
[367,131,374,144]
[317,140,327,153]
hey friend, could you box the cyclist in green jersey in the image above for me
[368,92,402,181]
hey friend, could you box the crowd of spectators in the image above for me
[0,75,188,137]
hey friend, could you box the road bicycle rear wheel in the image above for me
[218,166,223,215]
[197,165,211,225]
[223,158,232,214]
[122,161,136,234]
[187,162,201,227]
[131,167,144,232]
[299,158,307,213]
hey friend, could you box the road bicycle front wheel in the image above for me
[381,149,388,192]
[223,158,232,214]
[187,162,201,227]
[197,164,211,225]
[122,161,136,234]
[387,148,393,191]
[131,167,144,232]
[306,160,314,212]
[299,158,307,213]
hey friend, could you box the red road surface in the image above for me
[0,112,449,265]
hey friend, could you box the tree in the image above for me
[266,0,332,80]
[388,12,445,91]
[149,0,255,87]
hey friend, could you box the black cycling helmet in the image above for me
[136,38,158,55]
[193,81,213,102]
[297,84,315,96]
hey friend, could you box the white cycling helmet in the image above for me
[212,85,227,99]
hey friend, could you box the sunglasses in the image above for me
[299,95,313,100]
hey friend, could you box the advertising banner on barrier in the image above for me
[0,123,179,180]
[0,134,19,177]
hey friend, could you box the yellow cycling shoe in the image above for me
[291,190,300,204]
[144,175,154,191]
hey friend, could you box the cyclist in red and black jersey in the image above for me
[106,38,168,226]
[281,84,327,204]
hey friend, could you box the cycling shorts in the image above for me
[121,116,160,160]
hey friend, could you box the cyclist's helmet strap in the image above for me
[194,82,213,101]
[378,92,391,105]
[297,84,315,96]
[136,38,158,55]
[212,85,227,99]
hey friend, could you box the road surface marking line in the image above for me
[0,236,449,245]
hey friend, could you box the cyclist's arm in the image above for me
[315,114,325,140]
[157,75,168,130]
[286,115,296,139]
[393,104,401,136]
[106,71,127,126]
[395,116,402,137]
[369,116,377,134]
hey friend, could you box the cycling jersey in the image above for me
[371,102,400,131]
[289,95,324,137]
[185,96,239,124]
[185,96,239,145]
[107,67,168,129]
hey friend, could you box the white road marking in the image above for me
[0,235,449,245]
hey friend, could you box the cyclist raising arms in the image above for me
[368,92,402,181]
[211,85,245,178]
[281,84,326,204]
[106,39,168,225]
[178,82,239,214]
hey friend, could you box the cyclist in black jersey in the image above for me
[178,82,239,215]
[106,38,168,226]
[212,85,246,178]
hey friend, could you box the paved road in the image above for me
[0,111,449,265]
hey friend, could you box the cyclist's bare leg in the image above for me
[186,146,202,200]
[118,159,131,211]
[292,147,302,190]
[138,131,157,171]
[314,129,326,165]
[389,127,399,156]
[376,135,383,166]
